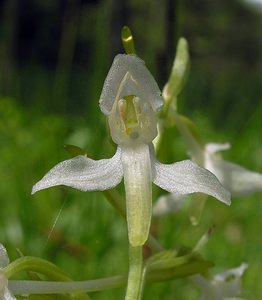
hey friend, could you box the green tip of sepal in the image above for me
[178,114,204,147]
[163,37,190,105]
[121,26,137,55]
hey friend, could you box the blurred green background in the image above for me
[1,0,262,299]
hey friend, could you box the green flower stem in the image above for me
[162,37,190,106]
[4,257,70,281]
[9,261,212,296]
[5,256,93,299]
[170,111,208,225]
[156,37,190,153]
[171,110,204,164]
[188,192,208,226]
[103,189,126,218]
[103,189,164,253]
[8,251,212,296]
[159,37,189,123]
[9,275,126,295]
[125,245,143,300]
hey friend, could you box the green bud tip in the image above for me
[121,26,136,55]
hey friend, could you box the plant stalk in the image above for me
[125,245,144,300]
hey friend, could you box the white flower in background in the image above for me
[153,194,187,217]
[192,262,248,300]
[0,244,17,300]
[204,143,262,196]
[242,0,262,12]
[32,54,230,247]
[153,117,262,217]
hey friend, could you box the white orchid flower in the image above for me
[32,54,230,246]
[153,193,187,217]
[192,262,248,300]
[153,110,262,217]
[0,244,17,300]
[204,143,262,196]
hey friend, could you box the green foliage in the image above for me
[1,2,262,297]
[1,79,262,298]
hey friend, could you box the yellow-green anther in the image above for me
[163,37,190,106]
[117,96,140,138]
[125,96,138,128]
[121,26,137,55]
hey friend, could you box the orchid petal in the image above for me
[206,158,262,196]
[99,54,163,115]
[0,244,9,268]
[121,143,152,246]
[153,194,187,217]
[0,244,16,300]
[32,147,123,194]
[3,286,17,300]
[205,143,231,154]
[152,159,231,205]
[215,262,248,281]
[192,263,248,300]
